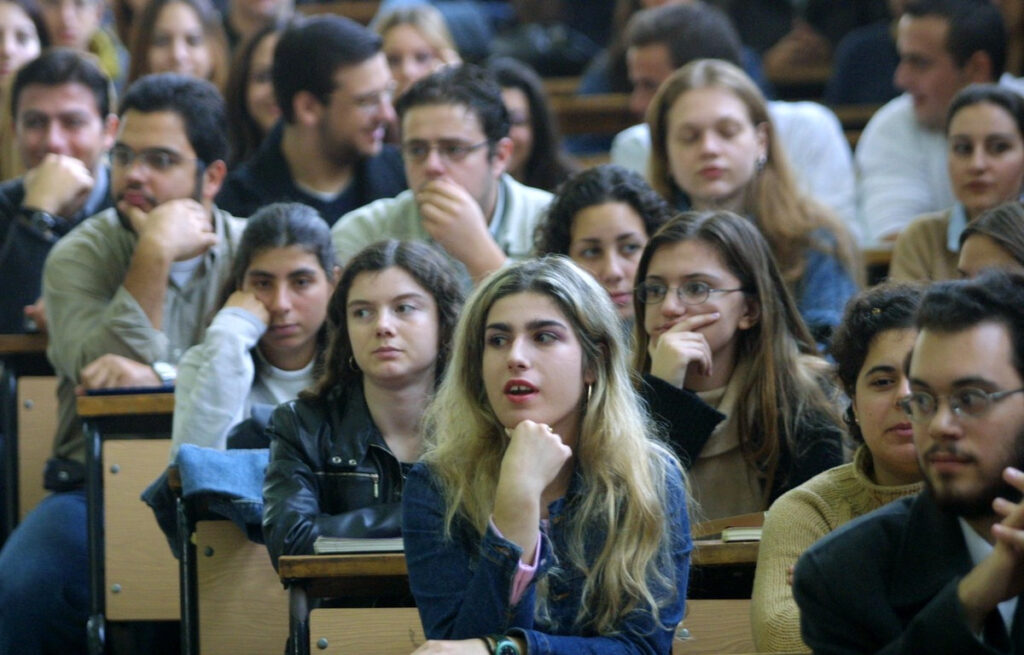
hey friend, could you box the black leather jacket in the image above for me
[262,382,405,568]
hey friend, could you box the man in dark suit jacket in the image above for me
[794,270,1024,654]
[0,49,116,333]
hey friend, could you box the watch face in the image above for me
[495,639,520,655]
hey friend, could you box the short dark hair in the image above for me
[11,47,111,118]
[625,2,742,69]
[914,270,1024,382]
[830,282,924,442]
[535,164,672,256]
[959,202,1024,268]
[119,73,228,164]
[273,15,382,123]
[904,0,1006,79]
[305,239,464,400]
[396,64,509,150]
[946,83,1024,136]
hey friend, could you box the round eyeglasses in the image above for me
[635,280,746,305]
[897,387,1024,423]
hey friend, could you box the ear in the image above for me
[962,50,993,83]
[200,159,227,203]
[329,264,341,287]
[101,114,118,152]
[738,296,760,331]
[292,90,325,128]
[489,136,514,178]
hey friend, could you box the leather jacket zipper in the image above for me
[336,471,381,498]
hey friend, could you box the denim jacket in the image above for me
[402,460,692,654]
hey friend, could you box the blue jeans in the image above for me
[0,490,88,655]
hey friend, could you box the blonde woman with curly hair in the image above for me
[647,58,859,343]
[402,257,691,655]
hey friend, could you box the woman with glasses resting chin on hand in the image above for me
[633,210,843,521]
[402,257,691,655]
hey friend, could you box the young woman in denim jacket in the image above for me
[262,240,463,568]
[402,257,691,655]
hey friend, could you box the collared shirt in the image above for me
[43,205,246,461]
[959,517,1018,637]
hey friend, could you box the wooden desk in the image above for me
[296,0,379,24]
[78,391,174,655]
[551,93,634,137]
[278,538,756,655]
[0,332,50,542]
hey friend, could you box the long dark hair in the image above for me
[225,22,285,166]
[304,240,464,400]
[487,56,578,192]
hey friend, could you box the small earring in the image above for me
[755,154,767,173]
[348,356,359,372]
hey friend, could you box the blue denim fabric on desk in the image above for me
[142,444,269,558]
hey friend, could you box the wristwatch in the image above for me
[151,361,177,385]
[484,634,521,655]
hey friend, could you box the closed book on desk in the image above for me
[719,526,762,542]
[313,536,404,554]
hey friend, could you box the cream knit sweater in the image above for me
[750,446,923,652]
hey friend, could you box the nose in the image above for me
[374,308,396,336]
[422,146,446,177]
[926,399,963,443]
[894,61,911,92]
[172,38,189,64]
[43,123,69,155]
[506,335,528,371]
[0,34,13,58]
[267,284,292,315]
[697,130,721,156]
[659,286,687,317]
[599,252,624,285]
[969,146,988,171]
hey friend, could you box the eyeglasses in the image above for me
[897,387,1024,423]
[635,280,746,305]
[110,145,199,172]
[400,139,489,163]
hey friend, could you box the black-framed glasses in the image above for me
[898,387,1024,423]
[635,280,746,305]
[400,140,489,163]
[110,145,199,172]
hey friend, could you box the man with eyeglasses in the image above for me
[215,15,406,223]
[331,64,553,290]
[0,73,243,655]
[794,270,1024,654]
[0,50,117,334]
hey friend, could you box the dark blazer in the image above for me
[794,491,1024,654]
[215,122,407,224]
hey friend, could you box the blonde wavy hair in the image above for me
[646,58,861,288]
[421,256,685,634]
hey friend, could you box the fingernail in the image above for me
[1008,467,1023,479]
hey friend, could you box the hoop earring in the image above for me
[587,384,593,403]
[348,356,359,372]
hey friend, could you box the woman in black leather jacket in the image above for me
[262,240,463,567]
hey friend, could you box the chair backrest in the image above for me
[309,607,425,654]
[103,439,179,620]
[17,375,58,520]
[196,519,289,654]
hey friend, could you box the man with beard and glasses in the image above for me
[794,269,1024,655]
[0,72,243,655]
[215,15,406,224]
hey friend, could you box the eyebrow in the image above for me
[863,364,899,377]
[347,292,427,308]
[485,319,568,332]
[246,267,320,279]
[576,232,644,244]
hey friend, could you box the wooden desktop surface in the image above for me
[0,333,47,356]
[76,392,174,417]
[278,538,756,586]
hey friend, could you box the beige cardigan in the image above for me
[888,208,961,282]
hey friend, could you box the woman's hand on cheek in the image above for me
[648,312,719,388]
[225,290,270,326]
[410,638,490,654]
